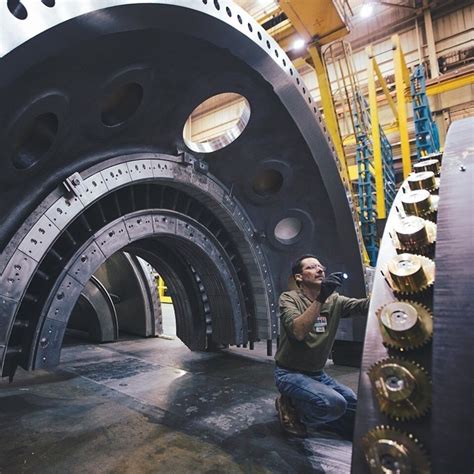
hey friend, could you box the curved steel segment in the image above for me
[34,209,245,369]
[0,154,273,375]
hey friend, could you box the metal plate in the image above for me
[124,214,154,240]
[95,220,131,259]
[68,241,106,285]
[45,195,84,231]
[18,215,60,262]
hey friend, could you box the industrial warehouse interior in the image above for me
[0,0,472,473]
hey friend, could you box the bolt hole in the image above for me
[7,0,27,20]
[252,169,284,197]
[101,82,143,127]
[12,113,59,169]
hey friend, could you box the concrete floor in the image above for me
[0,305,360,473]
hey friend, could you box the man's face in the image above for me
[295,257,326,288]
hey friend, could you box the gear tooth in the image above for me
[363,424,431,473]
[368,358,431,421]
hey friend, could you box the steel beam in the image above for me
[392,34,413,179]
[367,47,387,219]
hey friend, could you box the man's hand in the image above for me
[316,272,345,303]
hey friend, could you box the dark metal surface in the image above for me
[68,275,119,342]
[0,1,366,378]
[93,252,162,338]
[431,117,473,474]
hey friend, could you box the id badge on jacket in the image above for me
[314,315,327,333]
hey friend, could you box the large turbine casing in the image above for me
[0,1,365,377]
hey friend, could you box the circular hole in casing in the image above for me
[274,217,303,244]
[7,0,27,19]
[12,112,59,169]
[100,82,144,127]
[252,169,283,196]
[183,93,251,153]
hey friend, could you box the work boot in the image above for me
[275,395,308,438]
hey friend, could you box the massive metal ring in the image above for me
[0,1,366,377]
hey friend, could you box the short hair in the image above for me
[291,254,320,279]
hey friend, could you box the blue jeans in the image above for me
[274,365,357,437]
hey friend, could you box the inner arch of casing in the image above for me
[0,154,274,376]
[34,210,245,369]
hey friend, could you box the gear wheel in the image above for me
[413,157,440,176]
[407,171,440,193]
[383,253,435,296]
[376,300,433,350]
[400,189,438,222]
[391,216,436,258]
[368,358,432,420]
[362,425,430,473]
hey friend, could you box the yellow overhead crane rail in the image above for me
[279,0,350,46]
[279,0,352,182]
[279,0,351,175]
[279,0,371,265]
[426,66,474,96]
[392,34,412,180]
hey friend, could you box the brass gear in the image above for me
[368,358,432,420]
[384,253,435,296]
[362,425,430,473]
[391,216,436,256]
[401,189,438,220]
[413,158,440,176]
[407,171,439,193]
[376,300,433,350]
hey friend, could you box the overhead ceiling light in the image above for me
[292,38,306,51]
[360,2,375,18]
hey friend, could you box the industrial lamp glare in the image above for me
[360,2,374,18]
[292,38,306,50]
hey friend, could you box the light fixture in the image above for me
[292,38,305,51]
[360,2,375,18]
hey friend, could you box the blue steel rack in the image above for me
[410,64,440,159]
[353,91,396,266]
